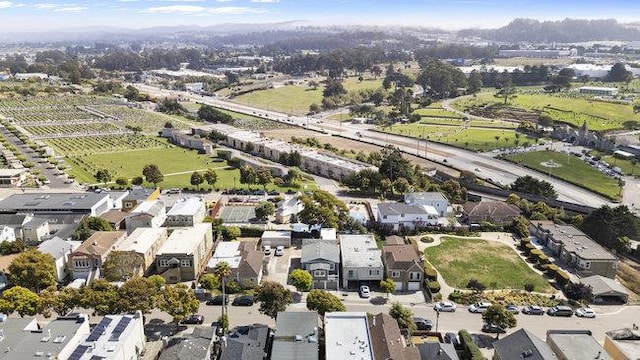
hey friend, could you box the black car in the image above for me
[232,295,254,306]
[482,323,505,334]
[181,314,205,325]
[444,332,460,348]
[206,295,229,306]
[414,317,433,331]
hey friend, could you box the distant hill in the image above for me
[458,18,640,43]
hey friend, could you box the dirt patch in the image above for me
[617,259,640,303]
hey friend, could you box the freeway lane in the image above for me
[133,83,614,208]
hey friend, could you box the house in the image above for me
[301,239,340,290]
[581,275,629,304]
[112,227,168,277]
[578,86,619,96]
[546,330,609,360]
[124,200,167,234]
[107,191,129,210]
[0,213,32,239]
[207,241,264,287]
[155,223,214,283]
[462,201,521,225]
[604,328,640,360]
[404,192,449,216]
[159,326,216,360]
[0,168,28,187]
[0,193,112,216]
[121,187,160,212]
[261,230,292,248]
[21,216,50,244]
[70,312,146,360]
[369,313,420,360]
[271,311,319,360]
[0,225,16,242]
[165,197,206,227]
[416,343,459,360]
[339,234,383,288]
[99,209,128,230]
[531,222,618,279]
[325,312,374,360]
[493,328,557,360]
[37,237,82,282]
[274,196,304,224]
[68,231,127,280]
[382,244,423,292]
[0,315,91,360]
[377,203,439,231]
[161,128,215,154]
[218,324,270,360]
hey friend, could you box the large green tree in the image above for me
[254,281,293,319]
[0,286,43,317]
[289,269,313,292]
[9,250,56,292]
[115,276,158,314]
[417,59,466,99]
[297,189,350,229]
[389,302,417,335]
[198,104,233,123]
[510,175,557,199]
[95,169,112,186]
[581,205,640,249]
[607,62,632,83]
[190,171,204,190]
[80,279,119,316]
[482,304,517,339]
[158,284,200,327]
[378,146,414,182]
[142,164,164,187]
[306,290,345,317]
[255,201,275,221]
[40,287,80,317]
[101,251,144,282]
[203,168,218,187]
[71,216,113,241]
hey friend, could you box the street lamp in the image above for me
[435,309,440,333]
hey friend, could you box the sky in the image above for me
[0,0,639,32]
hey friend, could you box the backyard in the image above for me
[424,236,553,293]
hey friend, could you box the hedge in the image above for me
[459,329,485,360]
[428,281,441,293]
[424,261,438,281]
[530,249,543,256]
[556,270,570,287]
[520,238,531,248]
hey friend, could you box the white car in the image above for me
[434,302,457,312]
[359,285,370,298]
[263,245,272,255]
[468,302,492,313]
[575,307,596,318]
[274,246,284,256]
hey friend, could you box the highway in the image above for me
[133,83,614,208]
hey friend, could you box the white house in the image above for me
[165,197,206,227]
[70,312,146,360]
[124,200,167,234]
[377,203,439,231]
[339,234,383,288]
[274,196,304,224]
[404,192,449,216]
[38,237,82,282]
[261,230,292,248]
[0,225,16,242]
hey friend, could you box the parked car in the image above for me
[263,245,272,255]
[181,314,204,325]
[505,304,520,314]
[522,305,545,315]
[468,302,492,313]
[547,306,573,317]
[444,332,460,348]
[575,307,596,318]
[434,302,456,312]
[482,323,505,334]
[359,285,371,298]
[274,246,284,256]
[206,295,228,306]
[232,295,254,306]
[414,317,433,331]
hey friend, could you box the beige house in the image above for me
[165,197,206,227]
[124,200,167,234]
[68,231,127,280]
[111,227,168,277]
[382,243,424,292]
[155,223,214,283]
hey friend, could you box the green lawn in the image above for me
[503,150,621,200]
[342,77,384,92]
[424,236,553,292]
[233,85,323,115]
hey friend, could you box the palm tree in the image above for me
[213,261,232,334]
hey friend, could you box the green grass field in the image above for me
[424,236,553,292]
[453,91,639,131]
[233,85,323,115]
[503,150,621,200]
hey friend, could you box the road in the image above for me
[134,83,614,208]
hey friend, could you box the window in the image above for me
[390,270,400,278]
[583,261,591,269]
[369,269,380,276]
[409,272,421,281]
[348,270,355,278]
[158,259,169,268]
[314,270,326,277]
[74,259,90,268]
[400,214,405,217]
[329,263,335,271]
[181,259,191,267]
[383,215,387,220]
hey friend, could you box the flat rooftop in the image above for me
[0,193,109,213]
[339,234,382,268]
[158,223,211,255]
[547,331,610,360]
[167,197,204,216]
[537,222,616,260]
[117,227,167,254]
[207,241,242,269]
[324,312,373,360]
[262,230,292,239]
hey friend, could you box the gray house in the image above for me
[493,328,557,360]
[271,312,319,360]
[301,240,340,290]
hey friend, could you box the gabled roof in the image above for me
[237,245,264,279]
[0,214,30,226]
[73,231,126,258]
[493,328,557,360]
[123,188,156,201]
[99,209,127,224]
[416,343,459,360]
[166,197,204,216]
[159,326,215,360]
[378,203,431,217]
[385,235,405,245]
[581,275,629,297]
[129,200,165,217]
[369,313,420,360]
[383,245,422,270]
[37,237,81,260]
[301,240,340,264]
[462,201,520,218]
[220,325,270,360]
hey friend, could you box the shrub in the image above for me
[555,270,570,287]
[520,238,531,248]
[536,253,550,265]
[420,236,435,243]
[222,280,242,294]
[524,283,535,292]
[530,249,543,256]
[423,261,438,281]
[467,279,486,293]
[428,281,441,293]
[459,330,484,360]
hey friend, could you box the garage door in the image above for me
[394,282,403,291]
[408,282,421,291]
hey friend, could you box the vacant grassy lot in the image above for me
[504,150,621,200]
[233,85,323,115]
[424,236,553,292]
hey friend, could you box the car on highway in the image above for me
[359,285,370,298]
[274,246,284,256]
[468,302,492,313]
[482,323,506,334]
[522,305,545,315]
[181,314,204,325]
[505,304,520,314]
[434,302,456,312]
[232,295,254,306]
[575,307,596,318]
[547,305,573,317]
[414,317,433,331]
[206,295,228,306]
